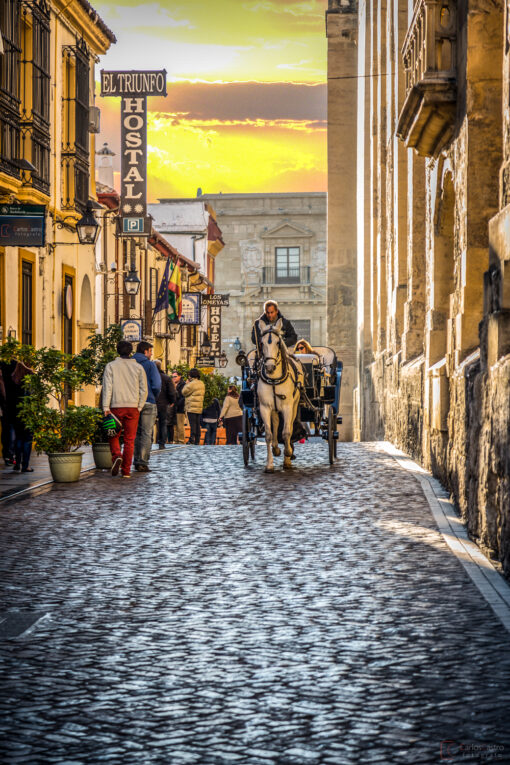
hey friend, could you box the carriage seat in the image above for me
[292,353,320,390]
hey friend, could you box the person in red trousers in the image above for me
[102,340,148,478]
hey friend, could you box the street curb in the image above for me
[381,441,510,636]
[0,445,186,507]
[0,465,96,507]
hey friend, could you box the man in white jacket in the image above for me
[102,340,148,478]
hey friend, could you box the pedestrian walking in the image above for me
[167,401,176,444]
[133,341,161,472]
[0,360,16,466]
[10,361,35,472]
[182,369,205,445]
[219,385,243,445]
[171,370,186,444]
[202,397,221,445]
[154,359,176,449]
[102,340,148,478]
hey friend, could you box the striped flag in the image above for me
[168,262,182,321]
[153,257,171,316]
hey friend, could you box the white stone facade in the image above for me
[200,192,327,378]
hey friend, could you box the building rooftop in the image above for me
[157,192,327,203]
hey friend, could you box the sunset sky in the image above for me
[94,0,327,200]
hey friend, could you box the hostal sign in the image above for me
[100,70,167,220]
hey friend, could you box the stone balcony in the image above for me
[397,0,456,158]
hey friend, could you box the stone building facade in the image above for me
[200,193,327,382]
[327,0,510,574]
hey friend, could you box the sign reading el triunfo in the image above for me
[100,70,167,222]
[100,70,167,97]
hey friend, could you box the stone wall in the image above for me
[327,0,510,576]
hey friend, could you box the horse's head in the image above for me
[260,319,284,374]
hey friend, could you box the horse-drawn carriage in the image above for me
[236,333,343,469]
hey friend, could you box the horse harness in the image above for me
[258,325,302,409]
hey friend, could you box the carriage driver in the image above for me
[251,300,298,351]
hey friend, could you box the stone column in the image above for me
[326,0,359,441]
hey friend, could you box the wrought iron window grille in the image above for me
[0,0,22,180]
[18,0,50,193]
[61,42,90,212]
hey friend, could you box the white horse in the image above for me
[257,320,304,472]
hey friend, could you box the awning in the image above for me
[207,211,225,258]
[188,271,213,291]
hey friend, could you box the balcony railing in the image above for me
[262,266,311,285]
[396,0,456,158]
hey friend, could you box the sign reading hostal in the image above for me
[0,204,45,247]
[100,70,167,222]
[120,96,147,217]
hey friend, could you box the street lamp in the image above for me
[167,322,181,339]
[124,269,141,295]
[75,200,100,245]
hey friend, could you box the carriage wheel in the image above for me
[328,407,336,465]
[242,409,250,466]
[249,428,256,460]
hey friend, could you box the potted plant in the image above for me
[71,324,123,469]
[0,340,102,482]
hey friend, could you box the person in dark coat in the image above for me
[202,397,221,445]
[154,360,176,449]
[171,370,186,444]
[10,361,34,472]
[251,300,298,351]
[0,360,16,466]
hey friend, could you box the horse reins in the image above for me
[259,327,303,411]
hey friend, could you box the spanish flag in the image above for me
[168,262,182,321]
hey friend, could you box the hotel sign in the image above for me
[100,70,167,221]
[209,305,221,357]
[100,70,167,97]
[202,294,229,307]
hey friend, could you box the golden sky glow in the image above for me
[94,0,327,198]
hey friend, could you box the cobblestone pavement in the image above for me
[1,442,510,765]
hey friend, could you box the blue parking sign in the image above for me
[122,217,144,233]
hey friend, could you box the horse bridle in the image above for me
[259,326,289,386]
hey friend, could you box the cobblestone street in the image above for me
[1,442,510,764]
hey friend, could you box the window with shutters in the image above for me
[63,273,74,355]
[62,42,90,211]
[275,246,300,284]
[0,249,5,339]
[21,258,34,345]
[20,0,51,194]
[0,0,21,179]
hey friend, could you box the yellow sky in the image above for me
[94,0,327,198]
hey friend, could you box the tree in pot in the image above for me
[0,339,101,482]
[71,324,123,469]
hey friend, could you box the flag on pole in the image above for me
[168,262,182,321]
[153,257,171,317]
